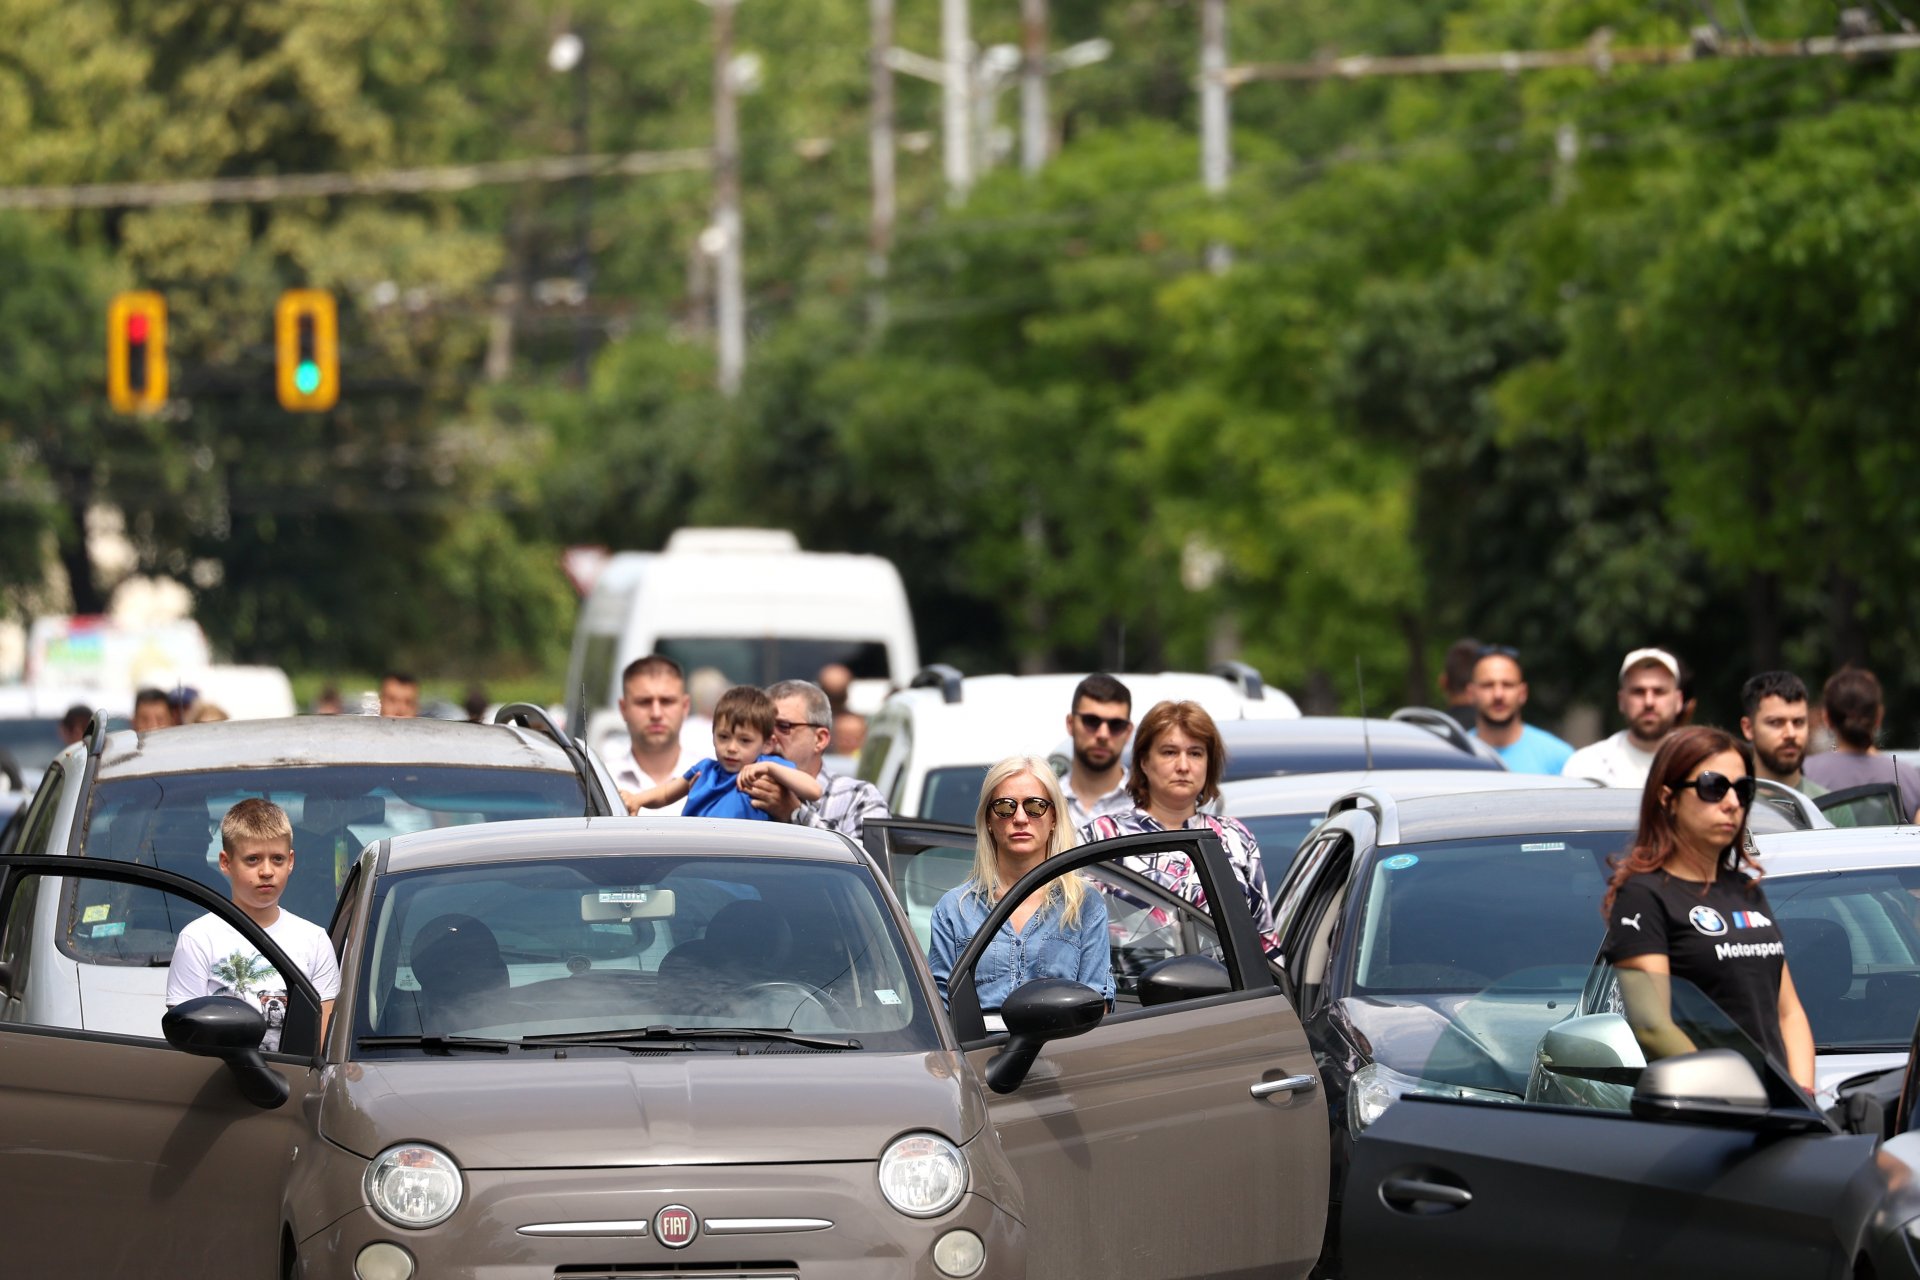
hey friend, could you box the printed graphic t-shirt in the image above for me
[166,909,342,1051]
[1601,868,1787,1067]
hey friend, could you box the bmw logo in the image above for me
[1688,906,1727,936]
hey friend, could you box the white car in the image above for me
[856,664,1300,823]
[1753,825,1920,1108]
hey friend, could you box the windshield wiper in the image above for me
[357,1034,518,1055]
[524,1025,862,1051]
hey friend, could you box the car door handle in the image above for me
[1380,1177,1473,1212]
[1250,1073,1317,1099]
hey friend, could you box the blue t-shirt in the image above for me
[681,754,797,820]
[1473,723,1575,776]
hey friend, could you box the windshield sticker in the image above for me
[598,890,653,905]
[1381,854,1419,871]
[90,921,127,938]
[1521,842,1568,852]
[874,988,903,1006]
[82,903,111,923]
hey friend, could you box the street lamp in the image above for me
[550,29,591,385]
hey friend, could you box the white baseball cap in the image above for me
[1619,647,1681,682]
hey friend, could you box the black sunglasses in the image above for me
[1076,712,1132,735]
[772,718,828,735]
[1477,644,1521,661]
[1668,771,1756,807]
[988,796,1054,819]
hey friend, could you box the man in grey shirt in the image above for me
[748,679,891,840]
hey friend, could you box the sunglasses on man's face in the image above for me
[1668,771,1756,807]
[1076,713,1131,735]
[988,796,1054,819]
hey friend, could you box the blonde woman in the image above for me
[928,755,1113,1011]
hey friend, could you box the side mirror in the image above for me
[1629,1049,1769,1127]
[1137,954,1232,1008]
[162,996,290,1110]
[984,979,1105,1095]
[1537,1013,1646,1085]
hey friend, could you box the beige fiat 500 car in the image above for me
[0,815,1328,1279]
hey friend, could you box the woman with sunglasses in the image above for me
[1600,725,1815,1090]
[926,755,1113,1011]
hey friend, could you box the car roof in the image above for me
[1754,825,1920,875]
[380,815,864,874]
[1372,785,1811,845]
[1220,768,1591,817]
[875,671,1299,763]
[92,715,582,780]
[1215,717,1492,776]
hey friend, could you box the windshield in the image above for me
[355,855,938,1054]
[1351,833,1626,998]
[1766,868,1920,1052]
[655,638,891,687]
[63,766,590,965]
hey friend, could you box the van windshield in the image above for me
[657,638,891,686]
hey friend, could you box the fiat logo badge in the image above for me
[655,1204,699,1249]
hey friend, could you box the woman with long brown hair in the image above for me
[1599,725,1814,1090]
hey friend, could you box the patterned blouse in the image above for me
[1080,809,1280,958]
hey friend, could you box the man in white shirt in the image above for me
[166,798,341,1052]
[1562,648,1686,788]
[1064,674,1136,828]
[602,655,695,816]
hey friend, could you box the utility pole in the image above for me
[1020,0,1049,175]
[1200,0,1231,273]
[869,0,896,324]
[942,0,975,201]
[711,0,745,396]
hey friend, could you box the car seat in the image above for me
[658,899,793,986]
[1780,916,1857,1038]
[405,913,511,1033]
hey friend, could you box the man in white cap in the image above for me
[1561,648,1686,787]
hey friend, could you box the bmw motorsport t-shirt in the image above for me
[1601,868,1788,1067]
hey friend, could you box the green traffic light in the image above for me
[294,361,321,395]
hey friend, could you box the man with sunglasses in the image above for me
[745,679,891,840]
[1562,647,1687,787]
[1063,674,1135,829]
[1468,646,1573,775]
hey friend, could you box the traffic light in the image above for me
[275,289,339,411]
[107,292,168,415]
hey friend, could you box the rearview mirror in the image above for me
[1537,1013,1646,1085]
[985,978,1105,1094]
[581,887,676,922]
[161,996,290,1110]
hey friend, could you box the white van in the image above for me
[563,528,919,740]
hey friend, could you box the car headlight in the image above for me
[1348,1062,1518,1138]
[364,1143,463,1229]
[878,1132,968,1218]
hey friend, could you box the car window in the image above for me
[65,765,590,967]
[892,838,974,954]
[17,763,65,856]
[1767,869,1920,1052]
[921,767,988,824]
[1238,812,1323,893]
[0,720,67,776]
[1816,786,1907,829]
[655,638,892,687]
[357,854,940,1054]
[1349,834,1623,998]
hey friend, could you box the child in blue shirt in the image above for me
[626,685,821,820]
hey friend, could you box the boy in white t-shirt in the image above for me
[165,798,341,1051]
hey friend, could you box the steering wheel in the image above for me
[740,981,851,1030]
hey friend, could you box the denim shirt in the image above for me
[928,880,1113,1011]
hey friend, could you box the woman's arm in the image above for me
[1614,955,1700,1062]
[1776,963,1817,1092]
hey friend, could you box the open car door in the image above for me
[1341,971,1888,1278]
[1816,782,1910,828]
[945,828,1329,1279]
[0,855,324,1277]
